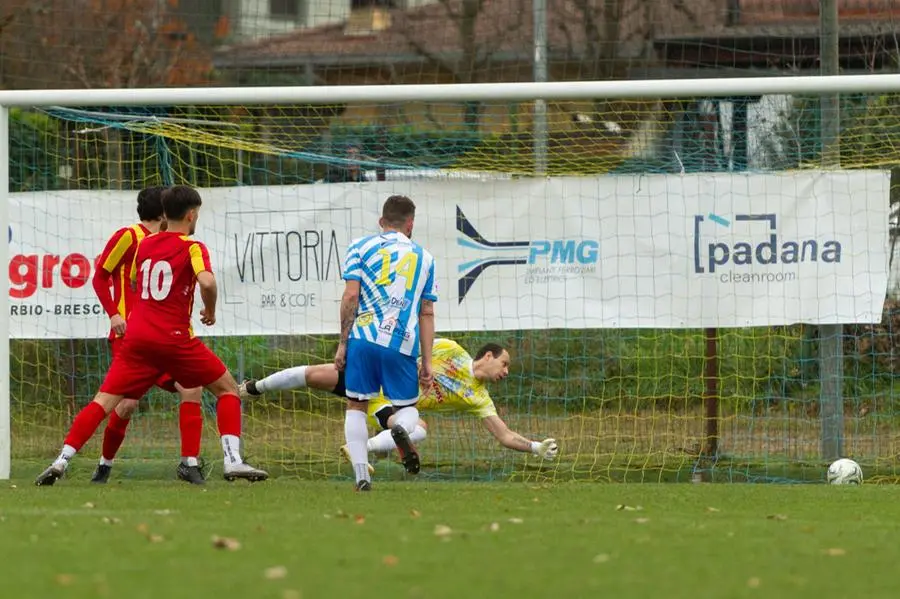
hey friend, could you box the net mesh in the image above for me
[4,0,900,483]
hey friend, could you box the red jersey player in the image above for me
[36,185,268,485]
[89,186,206,485]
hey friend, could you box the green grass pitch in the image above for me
[3,469,900,599]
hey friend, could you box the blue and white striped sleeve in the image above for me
[422,254,438,302]
[342,239,363,282]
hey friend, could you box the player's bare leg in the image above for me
[91,397,138,483]
[240,363,339,398]
[207,372,268,482]
[390,405,421,475]
[175,384,206,485]
[36,392,124,486]
[344,399,372,491]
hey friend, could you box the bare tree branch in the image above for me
[670,0,700,26]
[405,36,460,80]
[435,0,462,22]
[1,0,211,90]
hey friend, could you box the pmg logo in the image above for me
[456,206,599,302]
[693,213,842,283]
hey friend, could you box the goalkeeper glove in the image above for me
[532,438,559,460]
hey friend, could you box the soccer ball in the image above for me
[826,458,863,485]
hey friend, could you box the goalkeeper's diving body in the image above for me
[239,339,559,463]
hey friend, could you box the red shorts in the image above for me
[102,336,227,399]
[109,337,179,394]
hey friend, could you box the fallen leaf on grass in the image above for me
[153,509,173,516]
[264,566,288,580]
[82,502,95,509]
[148,534,164,543]
[136,523,149,534]
[101,517,121,525]
[634,518,650,524]
[508,518,523,524]
[747,577,761,588]
[824,548,846,557]
[616,505,643,512]
[489,522,500,532]
[593,554,610,564]
[354,515,365,525]
[382,555,399,567]
[766,514,788,521]
[9,485,16,489]
[706,507,720,513]
[433,525,452,537]
[55,574,75,586]
[410,509,421,518]
[211,536,242,551]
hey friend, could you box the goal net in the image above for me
[2,77,895,482]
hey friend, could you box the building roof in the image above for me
[214,0,720,70]
[655,19,900,43]
[653,19,900,71]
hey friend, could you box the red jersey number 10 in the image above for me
[139,259,174,301]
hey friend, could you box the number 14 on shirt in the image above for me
[374,249,418,290]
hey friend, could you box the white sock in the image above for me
[344,410,370,483]
[99,457,114,467]
[257,366,307,393]
[367,429,396,453]
[182,456,199,467]
[54,444,77,468]
[367,425,426,453]
[221,434,243,466]
[409,424,427,444]
[393,406,420,435]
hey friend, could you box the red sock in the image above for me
[64,402,108,451]
[216,394,242,437]
[100,410,130,461]
[179,402,203,459]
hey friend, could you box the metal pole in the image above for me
[703,328,719,458]
[533,0,548,176]
[819,0,843,462]
[0,105,11,479]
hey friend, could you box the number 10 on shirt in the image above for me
[139,259,174,301]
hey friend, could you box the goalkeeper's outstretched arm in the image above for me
[482,415,558,459]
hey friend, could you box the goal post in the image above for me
[1,74,898,482]
[3,73,900,106]
[0,105,9,480]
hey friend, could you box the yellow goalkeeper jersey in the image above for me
[368,338,497,423]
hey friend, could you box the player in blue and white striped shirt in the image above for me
[334,195,437,491]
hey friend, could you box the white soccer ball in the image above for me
[826,458,863,485]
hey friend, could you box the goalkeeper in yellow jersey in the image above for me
[239,339,559,462]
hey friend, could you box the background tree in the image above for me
[397,0,525,130]
[0,0,213,90]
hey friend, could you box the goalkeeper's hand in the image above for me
[535,438,559,460]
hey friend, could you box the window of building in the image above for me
[351,0,395,8]
[270,0,301,19]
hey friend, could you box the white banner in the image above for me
[8,171,889,339]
